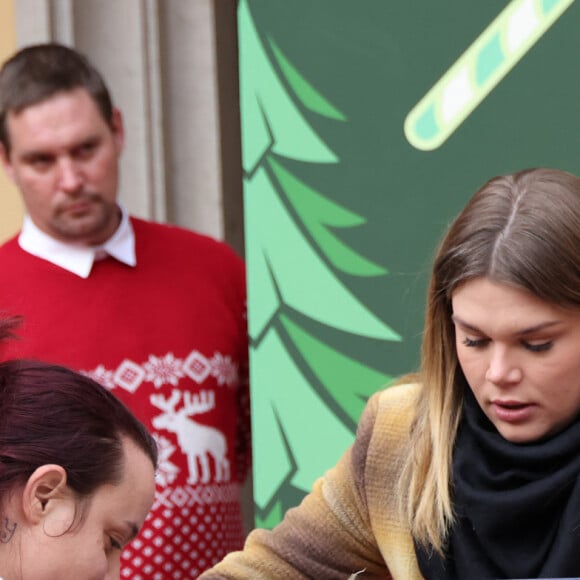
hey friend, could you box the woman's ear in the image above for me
[21,465,76,534]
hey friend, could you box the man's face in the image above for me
[0,87,124,246]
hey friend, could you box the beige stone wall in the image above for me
[0,0,24,244]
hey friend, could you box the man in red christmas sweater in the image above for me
[0,43,251,579]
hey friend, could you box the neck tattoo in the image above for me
[0,518,16,543]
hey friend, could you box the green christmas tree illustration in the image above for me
[239,0,401,527]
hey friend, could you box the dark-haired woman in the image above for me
[0,318,157,579]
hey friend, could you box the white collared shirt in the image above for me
[18,205,137,279]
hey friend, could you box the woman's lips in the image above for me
[491,400,536,423]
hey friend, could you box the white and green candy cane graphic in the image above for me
[405,0,575,151]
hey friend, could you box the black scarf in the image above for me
[415,387,580,579]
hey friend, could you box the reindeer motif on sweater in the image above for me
[151,389,230,484]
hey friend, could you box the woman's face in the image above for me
[17,438,155,580]
[452,277,580,443]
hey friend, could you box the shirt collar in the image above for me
[18,205,136,279]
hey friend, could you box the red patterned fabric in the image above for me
[0,217,251,578]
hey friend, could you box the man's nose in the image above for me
[57,158,83,193]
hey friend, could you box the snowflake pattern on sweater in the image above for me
[85,351,239,393]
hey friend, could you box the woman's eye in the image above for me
[524,341,553,353]
[462,337,488,348]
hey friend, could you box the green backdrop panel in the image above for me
[238,0,580,526]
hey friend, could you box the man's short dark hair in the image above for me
[0,43,114,153]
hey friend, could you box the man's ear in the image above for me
[21,465,76,534]
[110,107,125,153]
[0,142,15,182]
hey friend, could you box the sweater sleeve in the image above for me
[199,390,392,579]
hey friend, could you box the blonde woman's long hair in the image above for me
[398,167,580,554]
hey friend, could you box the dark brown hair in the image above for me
[0,43,114,153]
[0,357,157,506]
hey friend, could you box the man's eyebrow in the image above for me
[124,521,139,541]
[451,315,562,335]
[21,150,53,161]
[20,135,101,159]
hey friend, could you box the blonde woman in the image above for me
[201,167,580,579]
